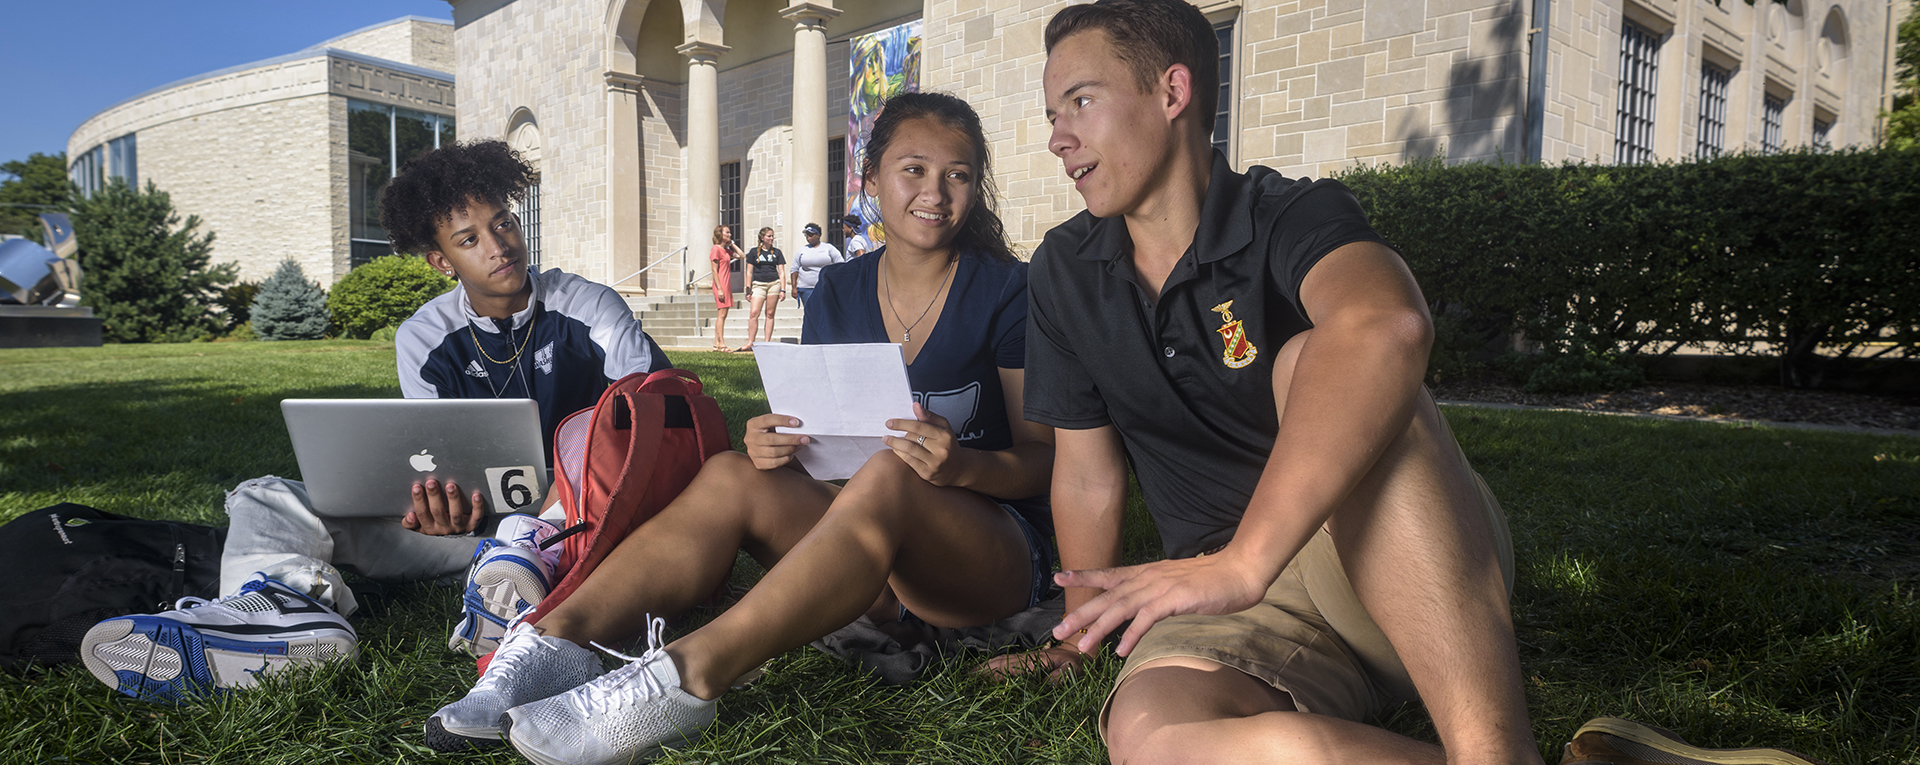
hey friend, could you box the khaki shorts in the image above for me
[1098,466,1515,740]
[747,280,783,301]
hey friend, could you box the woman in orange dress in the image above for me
[708,224,742,352]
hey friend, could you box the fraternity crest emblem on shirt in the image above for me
[1210,300,1258,369]
[534,342,554,375]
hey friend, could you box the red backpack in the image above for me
[477,368,730,671]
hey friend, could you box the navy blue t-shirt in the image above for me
[800,249,1049,535]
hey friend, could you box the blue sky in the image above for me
[0,0,454,168]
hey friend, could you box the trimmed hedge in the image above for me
[1337,147,1920,388]
[326,255,454,339]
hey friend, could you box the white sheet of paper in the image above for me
[753,342,916,480]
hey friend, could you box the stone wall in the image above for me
[444,0,1891,286]
[719,53,793,247]
[325,18,455,71]
[328,54,456,113]
[136,94,337,284]
[922,1,1063,255]
[1538,0,1889,164]
[923,0,1532,254]
[69,56,333,157]
[453,0,611,282]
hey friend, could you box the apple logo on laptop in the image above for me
[410,450,437,472]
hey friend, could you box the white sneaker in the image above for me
[78,574,356,703]
[448,515,562,656]
[425,620,605,752]
[502,616,717,765]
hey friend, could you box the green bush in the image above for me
[70,179,236,343]
[215,281,261,330]
[1505,344,1645,394]
[1338,147,1920,388]
[326,255,454,339]
[251,260,330,341]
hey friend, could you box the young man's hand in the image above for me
[1050,552,1271,657]
[744,412,811,470]
[402,478,487,535]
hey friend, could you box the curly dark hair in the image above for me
[379,140,534,256]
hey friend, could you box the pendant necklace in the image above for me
[882,253,956,343]
[470,311,536,398]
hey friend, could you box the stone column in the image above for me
[604,71,645,292]
[782,2,840,253]
[677,41,729,287]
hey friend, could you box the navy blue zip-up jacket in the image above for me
[395,267,671,454]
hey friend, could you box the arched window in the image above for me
[508,112,544,271]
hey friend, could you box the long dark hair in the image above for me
[859,92,1016,264]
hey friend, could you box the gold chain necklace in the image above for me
[469,310,536,365]
[881,253,956,343]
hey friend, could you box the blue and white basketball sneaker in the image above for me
[78,575,356,703]
[447,514,560,656]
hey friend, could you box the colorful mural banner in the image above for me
[846,19,921,250]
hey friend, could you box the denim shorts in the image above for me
[1003,503,1057,610]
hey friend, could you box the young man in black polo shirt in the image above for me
[1018,2,1540,763]
[1019,4,1830,765]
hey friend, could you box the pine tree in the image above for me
[71,178,235,343]
[250,259,331,341]
[0,152,70,244]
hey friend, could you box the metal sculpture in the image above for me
[0,214,82,307]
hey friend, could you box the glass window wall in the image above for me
[348,99,455,265]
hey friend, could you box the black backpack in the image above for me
[0,503,226,670]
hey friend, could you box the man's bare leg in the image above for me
[1107,657,1444,765]
[1105,330,1539,764]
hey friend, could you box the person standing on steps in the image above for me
[790,222,844,309]
[740,226,787,352]
[709,224,743,352]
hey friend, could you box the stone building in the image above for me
[66,17,457,284]
[466,0,1902,296]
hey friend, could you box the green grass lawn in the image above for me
[1,341,1915,764]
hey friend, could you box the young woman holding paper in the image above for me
[426,92,1055,764]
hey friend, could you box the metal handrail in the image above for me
[608,245,689,291]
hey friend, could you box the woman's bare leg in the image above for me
[667,451,1034,700]
[712,305,730,348]
[744,295,766,350]
[532,452,838,645]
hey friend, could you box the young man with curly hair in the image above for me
[77,141,671,704]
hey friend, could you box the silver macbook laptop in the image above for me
[281,399,548,518]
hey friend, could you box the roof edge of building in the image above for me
[304,15,453,52]
[70,46,452,155]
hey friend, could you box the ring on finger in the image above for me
[916,435,927,446]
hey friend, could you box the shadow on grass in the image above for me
[0,377,392,523]
[1450,408,1920,762]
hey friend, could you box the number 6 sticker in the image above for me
[485,466,543,512]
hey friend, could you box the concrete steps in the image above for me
[624,291,805,350]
